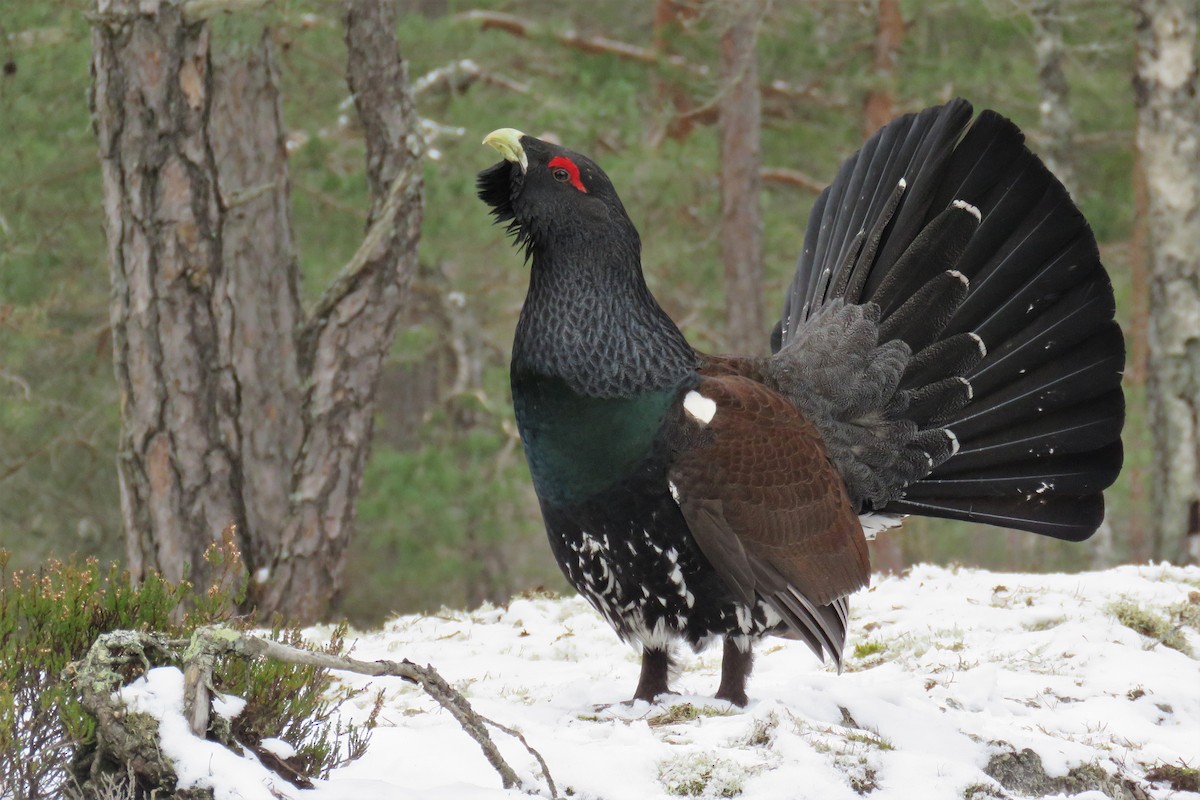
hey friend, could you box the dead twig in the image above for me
[760,166,825,194]
[72,627,558,797]
[414,58,530,97]
[182,626,559,797]
[457,8,826,103]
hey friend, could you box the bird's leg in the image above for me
[714,635,753,707]
[631,646,673,703]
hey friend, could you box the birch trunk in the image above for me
[1134,0,1200,565]
[1032,0,1077,195]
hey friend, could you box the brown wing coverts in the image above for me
[668,373,869,660]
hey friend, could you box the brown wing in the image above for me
[669,372,870,665]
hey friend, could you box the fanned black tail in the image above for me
[776,99,1124,542]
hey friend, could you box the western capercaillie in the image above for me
[478,99,1125,707]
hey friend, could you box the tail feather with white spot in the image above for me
[773,99,1124,541]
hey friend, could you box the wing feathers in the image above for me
[670,373,868,666]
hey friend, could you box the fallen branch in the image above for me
[458,9,698,71]
[67,631,183,788]
[457,8,826,104]
[70,627,559,798]
[414,58,530,97]
[181,0,272,22]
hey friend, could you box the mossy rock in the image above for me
[984,747,1138,800]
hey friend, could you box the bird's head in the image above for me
[477,128,636,261]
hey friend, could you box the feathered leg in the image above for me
[632,647,672,703]
[714,636,754,707]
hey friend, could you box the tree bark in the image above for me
[1031,0,1077,195]
[91,0,422,619]
[718,0,766,355]
[1134,0,1200,565]
[209,31,306,594]
[256,0,423,620]
[93,0,250,594]
[862,0,903,138]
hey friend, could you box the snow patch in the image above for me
[259,737,297,760]
[211,692,246,720]
[112,565,1200,800]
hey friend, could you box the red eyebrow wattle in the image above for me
[548,156,587,193]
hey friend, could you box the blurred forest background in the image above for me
[0,0,1171,625]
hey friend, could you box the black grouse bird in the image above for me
[478,99,1124,707]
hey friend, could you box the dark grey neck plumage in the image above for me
[512,227,696,398]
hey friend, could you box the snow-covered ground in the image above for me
[122,564,1199,799]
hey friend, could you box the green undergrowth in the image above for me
[658,751,758,798]
[0,537,379,799]
[852,639,888,660]
[648,702,738,727]
[1145,762,1200,792]
[1109,594,1200,656]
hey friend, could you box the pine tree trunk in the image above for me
[91,0,422,618]
[1134,0,1200,565]
[93,0,255,594]
[718,0,766,355]
[255,0,424,620]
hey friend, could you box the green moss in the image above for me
[1023,616,1067,632]
[844,730,895,752]
[1170,594,1200,631]
[648,702,737,727]
[1109,600,1193,656]
[1145,763,1200,792]
[853,639,887,659]
[658,752,756,798]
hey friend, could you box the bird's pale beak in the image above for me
[483,128,528,174]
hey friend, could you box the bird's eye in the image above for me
[547,155,588,193]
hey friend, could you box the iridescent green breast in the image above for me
[512,375,682,507]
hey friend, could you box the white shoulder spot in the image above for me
[683,390,717,425]
[668,480,681,504]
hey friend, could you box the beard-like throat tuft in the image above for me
[477,160,536,262]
